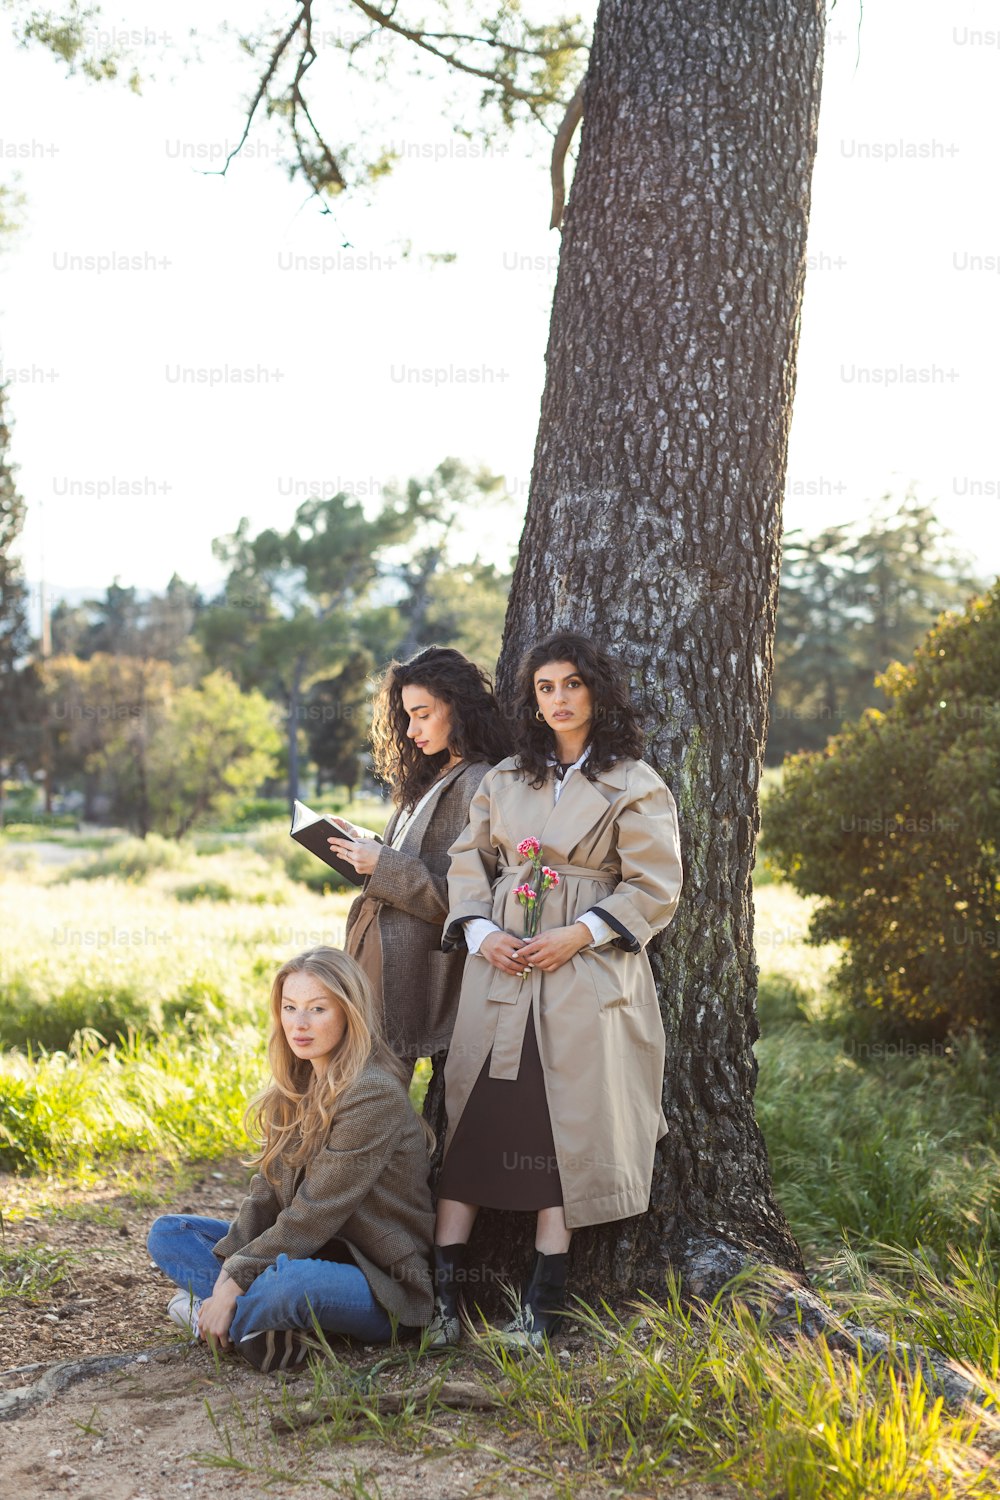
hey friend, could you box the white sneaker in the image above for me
[167,1290,202,1338]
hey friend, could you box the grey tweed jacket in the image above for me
[212,1060,435,1327]
[345,760,491,1058]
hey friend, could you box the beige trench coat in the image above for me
[441,756,683,1229]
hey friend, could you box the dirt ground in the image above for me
[0,1162,743,1499]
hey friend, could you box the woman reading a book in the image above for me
[326,647,510,1081]
[147,947,434,1372]
[428,632,684,1347]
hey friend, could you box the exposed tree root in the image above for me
[273,1377,502,1432]
[678,1232,997,1412]
[0,1346,179,1422]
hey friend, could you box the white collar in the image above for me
[548,746,590,773]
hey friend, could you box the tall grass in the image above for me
[250,1275,999,1499]
[0,1028,265,1172]
[755,1024,1000,1269]
[0,847,355,1050]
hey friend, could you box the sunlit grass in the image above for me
[0,847,356,1050]
[0,1242,76,1301]
[0,1027,267,1172]
[218,1274,999,1498]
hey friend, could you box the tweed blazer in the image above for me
[212,1060,435,1327]
[345,760,491,1057]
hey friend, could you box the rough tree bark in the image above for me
[465,0,827,1304]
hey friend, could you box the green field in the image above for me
[1,821,998,1495]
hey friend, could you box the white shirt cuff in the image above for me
[576,910,616,948]
[463,917,501,955]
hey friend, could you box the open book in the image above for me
[289,800,367,887]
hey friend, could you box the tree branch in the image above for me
[549,80,584,230]
[223,2,585,201]
[211,5,309,180]
[288,2,346,194]
[345,0,558,105]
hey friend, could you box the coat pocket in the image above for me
[578,949,648,1010]
[425,949,464,1041]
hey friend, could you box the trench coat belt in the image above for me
[345,892,383,979]
[496,861,619,883]
[348,892,382,947]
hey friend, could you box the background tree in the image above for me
[765,583,1000,1040]
[768,497,983,762]
[200,491,419,805]
[220,2,587,202]
[305,647,373,797]
[144,670,281,838]
[3,1,142,86]
[421,558,512,669]
[134,574,205,672]
[0,381,43,827]
[42,652,173,833]
[386,458,509,660]
[49,575,205,672]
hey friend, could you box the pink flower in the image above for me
[541,866,560,888]
[517,836,541,859]
[514,883,537,903]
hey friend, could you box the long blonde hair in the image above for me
[245,947,432,1184]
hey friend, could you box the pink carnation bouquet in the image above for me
[514,836,560,941]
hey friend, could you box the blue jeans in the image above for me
[147,1214,394,1344]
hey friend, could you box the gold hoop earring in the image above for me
[535,709,545,722]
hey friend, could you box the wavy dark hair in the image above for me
[512,631,644,788]
[371,646,511,809]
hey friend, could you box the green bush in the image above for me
[764,582,1000,1037]
[0,974,237,1052]
[0,980,156,1052]
[0,1030,265,1172]
[0,1076,51,1171]
[1,815,80,834]
[60,833,189,882]
[214,797,290,830]
[173,878,238,903]
[250,826,355,892]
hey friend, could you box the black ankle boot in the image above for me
[504,1250,569,1347]
[427,1243,466,1347]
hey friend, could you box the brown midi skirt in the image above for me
[435,1007,564,1210]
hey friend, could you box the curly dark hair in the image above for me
[512,631,644,788]
[371,646,512,809]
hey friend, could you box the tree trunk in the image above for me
[134,667,150,838]
[395,546,443,661]
[477,0,826,1303]
[83,770,98,823]
[287,658,305,809]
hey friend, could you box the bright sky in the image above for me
[1,0,998,617]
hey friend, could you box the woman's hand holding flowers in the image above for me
[517,923,593,973]
[480,931,531,975]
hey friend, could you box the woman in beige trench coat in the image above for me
[326,648,510,1081]
[429,632,683,1348]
